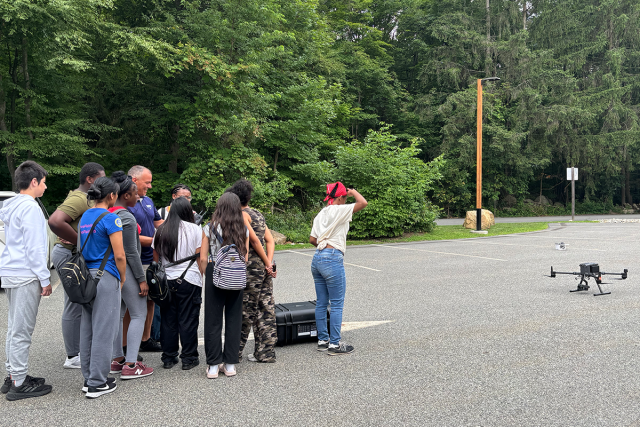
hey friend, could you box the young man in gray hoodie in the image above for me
[0,161,53,401]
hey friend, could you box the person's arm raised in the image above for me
[348,188,368,213]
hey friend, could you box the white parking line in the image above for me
[373,244,508,261]
[284,250,382,272]
[461,240,607,252]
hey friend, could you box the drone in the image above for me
[549,263,628,296]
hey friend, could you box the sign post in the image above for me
[567,167,578,221]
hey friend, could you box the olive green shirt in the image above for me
[54,190,90,251]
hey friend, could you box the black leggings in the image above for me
[204,276,243,365]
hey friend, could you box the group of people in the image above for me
[0,160,367,401]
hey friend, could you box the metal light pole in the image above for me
[476,77,500,231]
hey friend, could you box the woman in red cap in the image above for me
[309,182,367,355]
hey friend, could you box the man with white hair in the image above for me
[126,166,163,353]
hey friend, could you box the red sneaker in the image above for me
[120,362,154,380]
[110,360,125,374]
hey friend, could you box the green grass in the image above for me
[275,222,552,251]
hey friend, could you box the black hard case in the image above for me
[275,301,330,346]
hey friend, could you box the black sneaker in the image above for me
[327,342,355,356]
[139,338,162,352]
[82,377,116,393]
[123,346,144,362]
[86,381,117,399]
[182,359,200,370]
[2,375,44,394]
[317,340,329,352]
[1,376,11,394]
[163,357,179,369]
[6,377,52,401]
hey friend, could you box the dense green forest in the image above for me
[1,0,640,237]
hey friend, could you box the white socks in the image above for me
[224,364,236,374]
[14,378,24,387]
[208,365,219,376]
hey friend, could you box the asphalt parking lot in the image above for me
[2,222,640,426]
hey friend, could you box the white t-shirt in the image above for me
[310,204,355,254]
[152,221,203,286]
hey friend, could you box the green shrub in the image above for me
[263,207,320,243]
[334,126,443,238]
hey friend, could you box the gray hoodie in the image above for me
[0,194,50,287]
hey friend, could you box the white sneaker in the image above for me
[206,365,219,379]
[64,355,81,369]
[222,364,236,377]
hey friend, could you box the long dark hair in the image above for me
[154,197,195,262]
[210,192,247,258]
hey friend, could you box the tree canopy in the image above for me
[2,0,640,234]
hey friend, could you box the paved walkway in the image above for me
[436,213,640,226]
[3,222,640,425]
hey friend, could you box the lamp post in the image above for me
[476,77,501,231]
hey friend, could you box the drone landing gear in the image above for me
[568,276,610,296]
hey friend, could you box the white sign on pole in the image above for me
[566,167,578,181]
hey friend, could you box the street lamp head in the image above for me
[480,77,501,86]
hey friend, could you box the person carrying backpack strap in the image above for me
[152,197,204,371]
[200,192,249,379]
[78,177,126,399]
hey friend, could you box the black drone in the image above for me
[549,263,628,296]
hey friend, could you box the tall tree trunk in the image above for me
[0,74,15,190]
[10,48,18,134]
[626,169,632,205]
[621,165,626,206]
[168,123,179,174]
[485,0,491,75]
[273,148,279,172]
[22,37,33,144]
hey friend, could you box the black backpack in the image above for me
[146,254,198,306]
[59,212,112,305]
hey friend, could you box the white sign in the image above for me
[566,167,578,181]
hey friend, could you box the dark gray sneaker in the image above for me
[2,375,44,395]
[6,377,52,401]
[327,342,355,356]
[317,340,329,352]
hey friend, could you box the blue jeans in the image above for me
[151,304,161,342]
[311,249,346,345]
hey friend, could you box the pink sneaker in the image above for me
[120,362,154,380]
[110,360,125,374]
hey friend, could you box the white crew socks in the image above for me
[208,365,219,376]
[224,364,236,374]
[14,378,24,387]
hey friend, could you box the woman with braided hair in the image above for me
[158,184,193,220]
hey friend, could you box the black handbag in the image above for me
[146,254,198,306]
[59,212,112,305]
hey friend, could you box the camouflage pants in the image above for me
[239,259,277,362]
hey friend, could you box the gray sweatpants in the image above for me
[4,280,42,383]
[80,270,121,387]
[112,265,147,363]
[51,244,82,357]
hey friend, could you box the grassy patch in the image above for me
[275,222,551,251]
